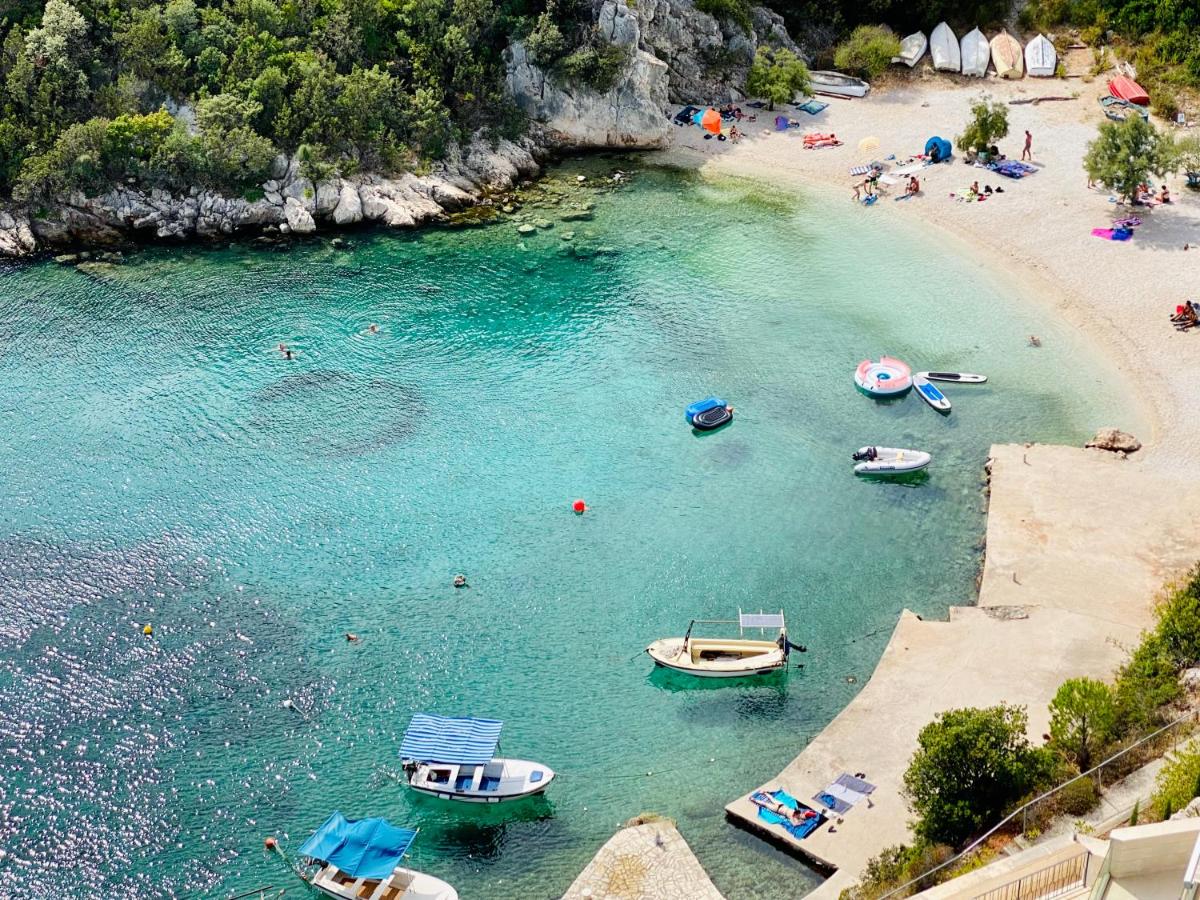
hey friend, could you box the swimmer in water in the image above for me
[285,348,293,360]
[453,574,468,588]
[368,323,379,334]
[1028,335,1041,347]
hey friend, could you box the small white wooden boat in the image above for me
[809,70,870,98]
[913,373,952,412]
[852,447,932,475]
[646,610,799,678]
[300,812,459,900]
[930,23,961,73]
[399,714,554,803]
[920,371,988,384]
[990,30,1023,78]
[1025,34,1056,77]
[893,32,927,67]
[960,28,990,77]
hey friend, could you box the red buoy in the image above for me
[572,499,587,514]
[264,836,278,850]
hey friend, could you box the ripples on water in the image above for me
[0,159,1136,899]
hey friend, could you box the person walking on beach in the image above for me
[1022,130,1032,162]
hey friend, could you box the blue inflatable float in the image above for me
[686,397,733,430]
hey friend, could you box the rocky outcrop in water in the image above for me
[1085,428,1142,454]
[0,134,543,257]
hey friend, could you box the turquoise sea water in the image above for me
[0,159,1139,899]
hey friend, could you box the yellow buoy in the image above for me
[143,624,153,636]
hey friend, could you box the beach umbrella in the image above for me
[857,136,880,156]
[693,108,722,135]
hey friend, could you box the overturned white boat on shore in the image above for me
[960,28,990,77]
[893,32,927,67]
[646,610,802,678]
[400,713,555,803]
[930,22,961,72]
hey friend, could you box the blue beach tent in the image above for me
[298,812,417,880]
[924,136,952,162]
[399,713,503,764]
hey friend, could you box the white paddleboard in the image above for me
[913,373,952,412]
[919,371,987,384]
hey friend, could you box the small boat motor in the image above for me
[851,447,878,462]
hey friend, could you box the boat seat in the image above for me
[481,776,501,791]
[333,871,357,886]
[454,774,474,792]
[357,880,381,899]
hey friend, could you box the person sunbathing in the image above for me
[751,792,818,826]
[1176,305,1198,330]
[907,176,920,196]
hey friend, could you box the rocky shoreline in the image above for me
[0,0,802,260]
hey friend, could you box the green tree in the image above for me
[1048,677,1116,771]
[956,96,1010,153]
[194,93,276,189]
[833,25,900,79]
[904,705,1052,846]
[15,117,109,199]
[1151,741,1200,818]
[526,4,566,64]
[103,109,176,180]
[1083,115,1177,203]
[745,46,811,110]
[1179,135,1200,179]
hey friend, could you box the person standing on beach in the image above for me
[1022,130,1032,162]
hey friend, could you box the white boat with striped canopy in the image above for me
[646,610,802,678]
[400,713,555,803]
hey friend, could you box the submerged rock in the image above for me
[516,223,537,234]
[1085,428,1141,454]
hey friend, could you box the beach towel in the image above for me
[795,99,828,116]
[1092,227,1133,241]
[989,160,1037,179]
[835,774,877,794]
[752,790,824,840]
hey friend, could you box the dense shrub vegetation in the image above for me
[845,565,1200,899]
[832,25,899,79]
[0,0,607,199]
[1020,0,1200,110]
[955,96,1009,153]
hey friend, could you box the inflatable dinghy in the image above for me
[852,447,931,475]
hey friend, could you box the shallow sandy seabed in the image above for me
[646,75,1200,896]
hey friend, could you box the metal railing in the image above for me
[878,711,1198,900]
[974,851,1089,900]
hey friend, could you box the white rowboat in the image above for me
[990,30,1023,78]
[852,446,932,475]
[930,23,961,72]
[960,28,990,77]
[646,610,796,678]
[893,32,927,67]
[404,758,555,803]
[1025,34,1056,77]
[809,70,870,98]
[399,713,555,803]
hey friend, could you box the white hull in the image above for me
[990,31,1023,78]
[930,23,961,72]
[893,32,927,67]
[920,371,987,384]
[960,28,990,77]
[853,446,931,475]
[406,758,554,803]
[313,865,458,900]
[1025,34,1056,77]
[646,637,786,678]
[809,70,870,98]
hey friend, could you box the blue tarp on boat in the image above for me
[400,713,502,764]
[298,812,417,880]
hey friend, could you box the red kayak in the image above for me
[1109,76,1149,106]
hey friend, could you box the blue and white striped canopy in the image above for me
[400,713,502,765]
